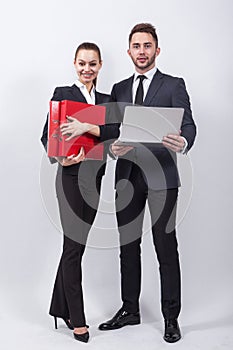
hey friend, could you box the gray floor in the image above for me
[2,305,233,350]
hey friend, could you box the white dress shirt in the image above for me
[74,80,95,104]
[132,66,157,103]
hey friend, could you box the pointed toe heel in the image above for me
[73,331,89,343]
[53,316,74,330]
[54,316,58,329]
[62,318,74,330]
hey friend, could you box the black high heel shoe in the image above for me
[54,316,74,330]
[73,330,89,343]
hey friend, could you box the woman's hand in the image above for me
[55,147,85,166]
[60,116,89,140]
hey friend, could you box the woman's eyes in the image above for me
[78,62,97,67]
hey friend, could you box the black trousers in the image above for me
[116,164,181,320]
[49,163,102,327]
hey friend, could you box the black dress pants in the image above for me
[49,163,102,327]
[116,164,181,320]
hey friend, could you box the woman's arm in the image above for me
[60,117,100,140]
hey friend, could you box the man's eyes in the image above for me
[133,44,152,49]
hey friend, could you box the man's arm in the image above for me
[173,78,196,151]
[163,78,196,153]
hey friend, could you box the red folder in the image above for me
[48,100,106,160]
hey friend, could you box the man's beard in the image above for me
[132,53,156,71]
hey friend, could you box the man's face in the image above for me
[128,32,160,73]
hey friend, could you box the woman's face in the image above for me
[74,49,102,86]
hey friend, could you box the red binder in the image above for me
[48,100,106,160]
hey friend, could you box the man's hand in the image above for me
[55,147,85,166]
[60,116,89,140]
[111,141,134,157]
[162,133,185,153]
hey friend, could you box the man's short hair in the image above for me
[129,23,158,48]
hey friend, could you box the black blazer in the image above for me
[111,69,197,190]
[41,84,119,177]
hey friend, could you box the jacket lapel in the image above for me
[95,91,106,105]
[143,69,164,105]
[70,84,88,103]
[95,92,101,104]
[124,76,134,103]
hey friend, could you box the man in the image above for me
[98,23,196,343]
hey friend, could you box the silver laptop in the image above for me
[117,106,184,145]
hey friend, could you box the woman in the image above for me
[41,42,119,343]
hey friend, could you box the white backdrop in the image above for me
[1,0,233,349]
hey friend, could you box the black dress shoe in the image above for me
[98,308,140,330]
[73,331,89,343]
[163,319,181,343]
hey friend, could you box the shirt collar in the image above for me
[134,66,157,82]
[74,80,96,94]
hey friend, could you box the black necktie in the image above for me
[134,75,146,105]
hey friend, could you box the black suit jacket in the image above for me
[111,69,197,190]
[41,84,119,177]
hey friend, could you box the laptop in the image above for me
[117,106,184,146]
